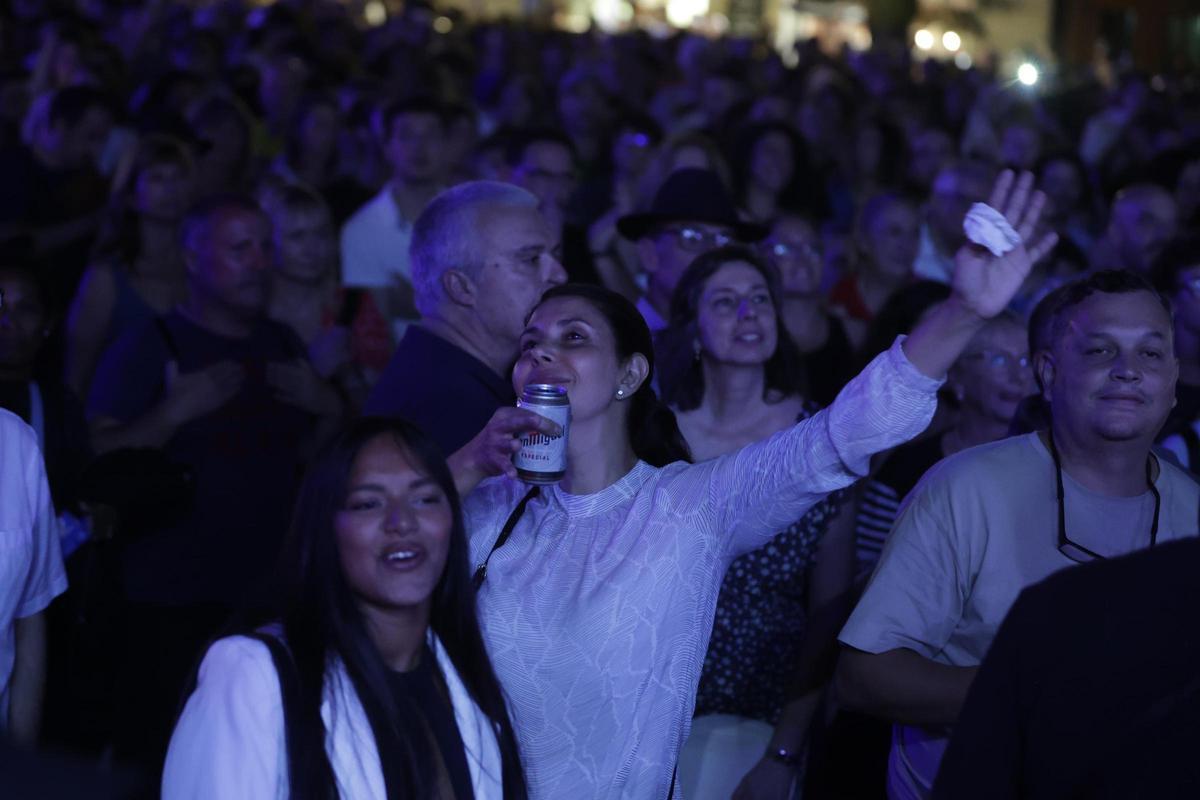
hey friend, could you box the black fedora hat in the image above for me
[616,168,769,242]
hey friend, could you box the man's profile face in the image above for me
[1111,192,1178,273]
[1044,290,1178,444]
[471,205,567,346]
[190,209,273,318]
[385,111,444,184]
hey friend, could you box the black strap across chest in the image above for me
[472,487,540,590]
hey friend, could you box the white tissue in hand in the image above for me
[963,203,1021,257]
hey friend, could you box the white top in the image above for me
[839,432,1200,800]
[162,632,506,800]
[0,408,67,728]
[340,185,414,290]
[465,339,941,798]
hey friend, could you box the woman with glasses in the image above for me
[853,312,1035,575]
[656,245,857,799]
[760,212,855,406]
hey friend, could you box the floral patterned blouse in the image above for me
[694,408,850,725]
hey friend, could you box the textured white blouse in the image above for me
[464,339,940,799]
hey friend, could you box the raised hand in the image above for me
[951,170,1059,320]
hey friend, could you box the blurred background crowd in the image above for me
[1,0,1198,797]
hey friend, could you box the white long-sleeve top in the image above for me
[464,338,941,799]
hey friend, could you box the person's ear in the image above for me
[637,237,659,275]
[616,353,650,398]
[1035,351,1055,402]
[441,268,477,308]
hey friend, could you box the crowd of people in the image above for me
[2,1,1199,798]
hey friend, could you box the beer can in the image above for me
[515,384,570,484]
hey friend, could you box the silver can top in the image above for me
[521,384,568,402]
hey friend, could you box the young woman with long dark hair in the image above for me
[450,168,1058,800]
[162,419,527,799]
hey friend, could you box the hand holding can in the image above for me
[448,406,562,490]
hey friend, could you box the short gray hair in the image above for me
[410,181,538,317]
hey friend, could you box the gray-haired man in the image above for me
[363,181,568,455]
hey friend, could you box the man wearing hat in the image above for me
[618,168,767,332]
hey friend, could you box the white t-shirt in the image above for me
[839,432,1200,799]
[0,408,68,728]
[340,185,414,290]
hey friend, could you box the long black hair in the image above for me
[534,283,692,467]
[272,418,527,799]
[655,245,806,412]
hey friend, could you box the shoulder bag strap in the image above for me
[472,486,540,590]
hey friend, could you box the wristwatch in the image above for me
[766,746,803,767]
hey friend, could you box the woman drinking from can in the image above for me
[450,172,1056,798]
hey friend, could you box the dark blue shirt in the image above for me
[363,325,514,457]
[88,311,312,607]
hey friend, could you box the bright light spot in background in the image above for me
[363,0,386,27]
[592,0,623,30]
[955,51,973,70]
[1017,62,1040,86]
[666,0,710,28]
[914,29,935,51]
[942,31,961,52]
[433,16,453,34]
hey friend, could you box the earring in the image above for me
[616,389,625,399]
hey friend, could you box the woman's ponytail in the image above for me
[628,384,692,467]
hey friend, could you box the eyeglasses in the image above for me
[662,226,733,252]
[760,240,820,261]
[1046,429,1159,564]
[961,350,1032,371]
